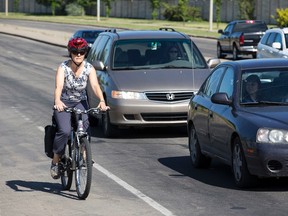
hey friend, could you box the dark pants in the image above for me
[53,100,89,155]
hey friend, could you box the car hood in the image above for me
[240,106,288,128]
[108,68,210,92]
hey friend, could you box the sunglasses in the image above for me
[71,51,86,56]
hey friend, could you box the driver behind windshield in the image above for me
[242,75,261,102]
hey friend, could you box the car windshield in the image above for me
[240,69,288,105]
[112,39,207,70]
[285,33,288,49]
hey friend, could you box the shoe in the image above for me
[50,161,60,179]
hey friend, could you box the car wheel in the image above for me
[232,45,238,60]
[188,124,211,168]
[217,44,225,58]
[232,137,258,188]
[102,111,117,138]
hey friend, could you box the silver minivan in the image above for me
[87,28,220,137]
[257,28,288,59]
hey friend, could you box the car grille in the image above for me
[141,112,187,121]
[145,91,193,102]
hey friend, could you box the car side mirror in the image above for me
[207,58,221,68]
[218,29,224,34]
[272,42,281,50]
[211,92,232,105]
[92,60,106,71]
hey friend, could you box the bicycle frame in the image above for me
[58,107,100,199]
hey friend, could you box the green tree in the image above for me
[102,0,114,17]
[35,0,64,15]
[238,0,255,20]
[214,0,221,28]
[150,0,161,20]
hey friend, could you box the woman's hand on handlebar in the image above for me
[54,100,67,112]
[97,101,110,111]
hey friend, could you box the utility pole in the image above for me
[209,0,213,31]
[97,0,100,22]
[5,0,8,16]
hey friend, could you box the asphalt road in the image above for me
[0,22,287,216]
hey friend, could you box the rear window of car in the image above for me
[234,23,267,33]
[112,39,207,70]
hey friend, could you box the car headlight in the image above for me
[257,128,288,143]
[111,90,146,100]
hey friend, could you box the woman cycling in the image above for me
[51,37,109,179]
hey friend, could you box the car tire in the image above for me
[102,111,117,138]
[232,137,258,188]
[217,44,225,58]
[188,124,211,168]
[232,45,239,60]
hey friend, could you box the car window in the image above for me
[111,39,207,70]
[92,35,110,63]
[234,23,267,33]
[240,69,288,104]
[274,33,282,49]
[260,32,270,45]
[224,24,233,34]
[201,67,225,98]
[218,67,234,99]
[266,33,276,47]
[285,33,288,49]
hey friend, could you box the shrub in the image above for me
[163,4,201,22]
[65,3,85,16]
[274,8,288,27]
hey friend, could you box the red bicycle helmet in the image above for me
[67,37,88,53]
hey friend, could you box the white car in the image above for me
[257,28,288,58]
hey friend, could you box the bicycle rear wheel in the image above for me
[61,141,73,190]
[75,137,92,199]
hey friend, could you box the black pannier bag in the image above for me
[44,115,57,158]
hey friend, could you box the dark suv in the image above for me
[217,20,268,60]
[87,28,220,137]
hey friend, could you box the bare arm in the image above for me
[89,67,109,110]
[54,65,66,111]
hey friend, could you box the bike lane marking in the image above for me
[94,163,176,216]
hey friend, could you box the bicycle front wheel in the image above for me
[75,137,92,199]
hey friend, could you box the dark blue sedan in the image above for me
[70,29,104,53]
[187,58,288,188]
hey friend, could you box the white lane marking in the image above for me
[94,163,176,216]
[36,125,174,215]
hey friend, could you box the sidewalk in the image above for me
[0,23,69,47]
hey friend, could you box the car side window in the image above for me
[260,32,270,45]
[218,67,234,99]
[224,24,232,34]
[202,67,226,98]
[267,33,276,47]
[274,33,282,49]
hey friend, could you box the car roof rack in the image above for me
[159,27,175,32]
[105,28,117,33]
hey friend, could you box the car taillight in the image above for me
[246,20,254,24]
[239,35,244,45]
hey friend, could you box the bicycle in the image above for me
[57,107,101,200]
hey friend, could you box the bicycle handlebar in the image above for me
[63,107,102,115]
[53,107,105,115]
